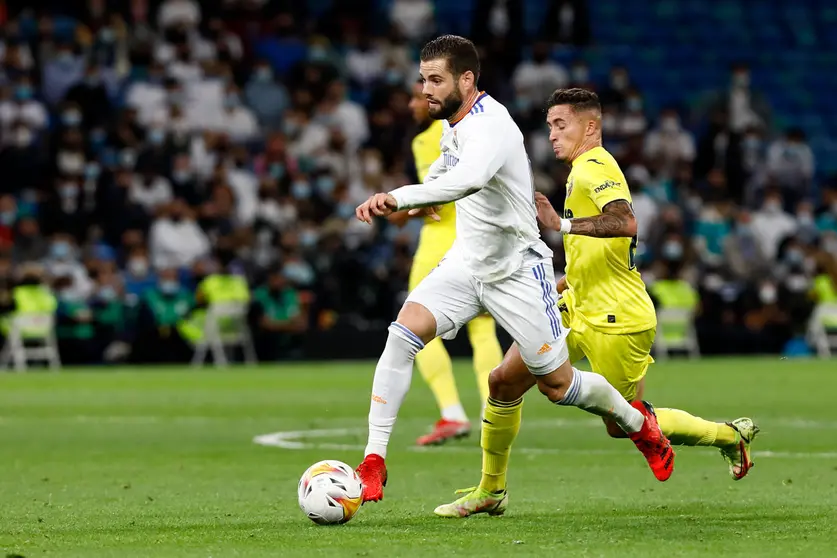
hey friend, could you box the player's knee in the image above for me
[487,365,530,401]
[395,302,437,344]
[534,363,574,403]
[535,379,566,403]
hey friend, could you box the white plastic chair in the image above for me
[191,302,257,367]
[807,303,837,358]
[654,308,700,361]
[0,313,61,372]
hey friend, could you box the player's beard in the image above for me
[428,88,464,121]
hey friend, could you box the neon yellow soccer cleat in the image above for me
[434,486,508,518]
[720,417,760,480]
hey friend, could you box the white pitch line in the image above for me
[252,427,837,459]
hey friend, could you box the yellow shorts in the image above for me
[409,254,442,292]
[559,292,655,401]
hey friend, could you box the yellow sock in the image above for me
[467,316,504,404]
[479,397,523,492]
[656,408,738,448]
[415,337,462,413]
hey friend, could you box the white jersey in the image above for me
[390,93,551,282]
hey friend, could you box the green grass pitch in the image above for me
[1,358,836,557]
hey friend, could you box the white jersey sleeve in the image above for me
[390,116,508,208]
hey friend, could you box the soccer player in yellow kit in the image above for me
[390,81,504,446]
[436,88,758,518]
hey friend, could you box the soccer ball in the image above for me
[298,460,363,525]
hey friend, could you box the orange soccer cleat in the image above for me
[356,453,388,503]
[416,419,471,446]
[628,400,675,482]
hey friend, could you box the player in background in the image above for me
[435,88,757,518]
[387,81,504,446]
[354,36,673,506]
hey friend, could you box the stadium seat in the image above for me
[0,314,61,372]
[190,303,258,368]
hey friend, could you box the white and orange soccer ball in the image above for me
[298,460,363,525]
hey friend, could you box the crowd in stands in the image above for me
[0,0,834,363]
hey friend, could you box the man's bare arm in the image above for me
[568,200,637,238]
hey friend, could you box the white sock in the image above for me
[557,367,645,433]
[364,322,424,458]
[441,404,468,422]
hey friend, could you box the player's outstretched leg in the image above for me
[414,337,471,446]
[536,360,674,482]
[357,303,436,503]
[655,410,759,480]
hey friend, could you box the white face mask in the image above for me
[763,200,782,214]
[759,285,778,305]
[660,117,679,133]
[14,129,33,147]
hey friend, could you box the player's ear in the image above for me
[585,118,596,136]
[459,70,474,90]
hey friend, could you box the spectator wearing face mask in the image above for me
[245,60,289,132]
[89,264,128,362]
[43,175,90,240]
[618,89,647,138]
[0,75,48,140]
[643,108,696,180]
[133,266,194,363]
[149,199,210,270]
[647,256,699,349]
[794,200,820,246]
[776,237,816,335]
[41,42,86,106]
[126,63,168,126]
[512,41,568,116]
[704,63,771,135]
[209,86,258,143]
[599,66,631,108]
[723,209,771,283]
[12,217,48,264]
[741,278,792,354]
[64,64,112,130]
[123,247,157,298]
[176,249,250,352]
[53,274,96,364]
[765,128,815,210]
[129,165,174,216]
[249,264,308,360]
[751,189,798,261]
[693,199,732,266]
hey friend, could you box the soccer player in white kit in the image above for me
[354,35,672,507]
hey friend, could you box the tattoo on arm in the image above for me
[569,200,636,238]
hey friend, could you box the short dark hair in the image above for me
[545,88,601,113]
[420,35,480,81]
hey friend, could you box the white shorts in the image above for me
[406,249,569,375]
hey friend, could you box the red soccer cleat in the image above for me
[416,419,471,446]
[628,400,675,482]
[356,454,388,503]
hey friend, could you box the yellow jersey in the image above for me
[563,146,656,334]
[412,120,456,262]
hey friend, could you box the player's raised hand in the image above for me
[356,193,398,224]
[407,206,442,222]
[534,192,562,230]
